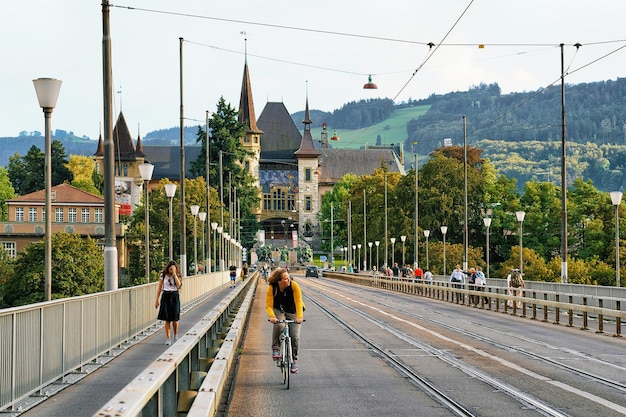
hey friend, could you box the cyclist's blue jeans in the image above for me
[272,308,301,360]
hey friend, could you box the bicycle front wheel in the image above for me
[280,342,288,385]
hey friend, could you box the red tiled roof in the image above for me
[7,183,104,204]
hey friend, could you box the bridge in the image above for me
[2,270,625,417]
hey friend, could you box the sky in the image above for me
[3,0,626,141]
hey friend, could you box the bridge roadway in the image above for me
[20,272,626,417]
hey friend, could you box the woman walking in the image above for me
[155,260,182,345]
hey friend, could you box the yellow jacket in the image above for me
[265,280,304,319]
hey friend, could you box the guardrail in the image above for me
[0,270,229,413]
[93,276,257,417]
[325,272,626,336]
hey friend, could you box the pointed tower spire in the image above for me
[238,39,262,134]
[135,123,145,157]
[94,125,104,157]
[295,90,321,157]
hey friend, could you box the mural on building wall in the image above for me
[260,168,298,194]
[115,178,133,215]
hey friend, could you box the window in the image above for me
[55,208,64,223]
[244,135,251,143]
[305,168,311,182]
[245,161,250,172]
[2,242,16,258]
[82,208,90,223]
[95,208,103,223]
[29,208,37,222]
[68,208,77,223]
[305,195,312,211]
[15,208,24,222]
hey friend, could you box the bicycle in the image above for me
[270,319,297,389]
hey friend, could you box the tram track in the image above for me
[303,284,568,417]
[320,279,626,394]
[300,277,626,417]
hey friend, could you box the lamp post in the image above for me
[516,211,526,273]
[368,242,373,270]
[217,226,223,271]
[375,241,380,270]
[138,162,154,284]
[33,77,61,301]
[401,235,406,266]
[211,222,218,271]
[164,183,177,261]
[390,237,396,266]
[483,217,492,280]
[611,191,623,287]
[357,244,362,271]
[423,230,430,271]
[441,226,448,275]
[352,245,356,269]
[190,205,200,274]
[199,212,206,272]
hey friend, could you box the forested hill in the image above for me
[406,80,626,153]
[294,79,626,151]
[2,78,626,191]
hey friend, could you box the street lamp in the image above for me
[199,211,206,272]
[33,77,61,301]
[375,241,380,270]
[190,205,200,274]
[483,217,492,280]
[516,211,526,273]
[352,245,356,269]
[138,162,154,284]
[164,183,177,261]
[423,230,430,270]
[217,226,223,271]
[611,191,622,287]
[390,237,396,266]
[211,222,218,271]
[357,244,362,271]
[368,242,373,270]
[440,226,448,275]
[400,235,406,266]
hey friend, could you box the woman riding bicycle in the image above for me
[266,268,304,373]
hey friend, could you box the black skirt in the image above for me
[157,291,180,322]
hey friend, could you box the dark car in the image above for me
[305,266,319,278]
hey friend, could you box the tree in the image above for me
[190,97,259,249]
[66,155,101,195]
[0,167,16,220]
[125,178,221,283]
[7,140,73,195]
[1,233,104,307]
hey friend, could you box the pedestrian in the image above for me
[155,260,182,345]
[229,262,237,288]
[475,266,488,304]
[449,264,465,303]
[424,269,433,284]
[241,262,249,280]
[508,268,525,308]
[392,262,399,277]
[266,267,304,374]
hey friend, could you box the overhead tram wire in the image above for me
[111,3,626,49]
[113,3,626,150]
[467,41,626,141]
[344,0,476,147]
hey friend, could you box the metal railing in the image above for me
[325,272,626,336]
[93,276,256,417]
[0,270,229,413]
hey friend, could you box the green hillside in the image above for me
[309,105,430,149]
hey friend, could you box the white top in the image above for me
[161,273,179,292]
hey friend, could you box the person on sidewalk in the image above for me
[155,260,182,345]
[265,268,305,374]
